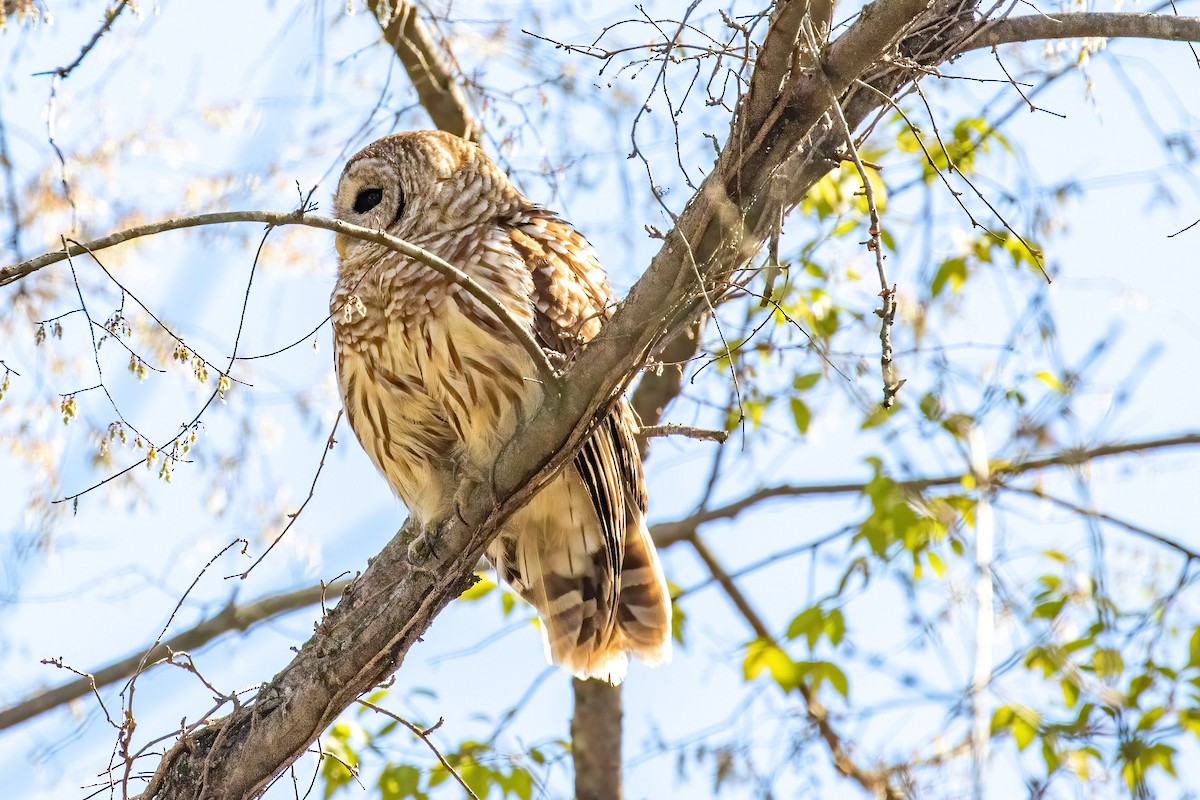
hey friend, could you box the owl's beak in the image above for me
[335,234,347,262]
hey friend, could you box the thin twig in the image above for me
[3,210,558,389]
[71,239,244,388]
[0,577,353,732]
[809,19,901,408]
[37,0,131,80]
[357,700,480,800]
[650,432,1200,547]
[230,411,343,580]
[1006,486,1200,561]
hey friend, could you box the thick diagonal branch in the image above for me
[366,0,481,144]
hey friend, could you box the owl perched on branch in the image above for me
[330,130,671,683]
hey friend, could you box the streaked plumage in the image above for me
[330,130,671,683]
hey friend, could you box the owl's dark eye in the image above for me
[353,188,383,214]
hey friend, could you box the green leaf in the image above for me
[786,607,823,647]
[1178,708,1200,739]
[1188,627,1200,668]
[1042,738,1060,774]
[744,639,798,692]
[926,551,946,578]
[820,661,850,697]
[745,397,766,429]
[1093,648,1124,681]
[1062,677,1080,709]
[501,767,534,800]
[1137,706,1166,732]
[459,575,496,601]
[320,722,362,799]
[459,763,494,797]
[931,257,967,297]
[990,705,1015,735]
[860,403,900,430]
[879,226,897,253]
[918,392,944,422]
[824,608,846,646]
[790,398,811,434]
[792,373,821,391]
[1012,707,1040,751]
[1032,598,1065,620]
[1128,673,1153,705]
[379,764,422,800]
[671,596,687,646]
[1034,370,1066,394]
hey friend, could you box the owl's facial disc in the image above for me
[334,157,407,260]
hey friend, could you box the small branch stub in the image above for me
[640,424,729,443]
[876,284,902,408]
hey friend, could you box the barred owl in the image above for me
[330,130,671,683]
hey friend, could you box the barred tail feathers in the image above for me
[614,509,673,668]
[486,476,671,684]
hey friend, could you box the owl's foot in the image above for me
[406,523,444,564]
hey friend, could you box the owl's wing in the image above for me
[496,211,668,680]
[509,211,647,518]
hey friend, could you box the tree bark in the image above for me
[571,679,624,800]
[366,0,482,144]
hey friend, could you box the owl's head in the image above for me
[332,130,523,262]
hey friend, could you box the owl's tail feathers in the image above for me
[488,504,672,685]
[613,511,673,668]
[544,512,673,685]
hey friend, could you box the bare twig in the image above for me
[230,411,343,580]
[639,423,728,443]
[357,700,480,800]
[814,29,901,408]
[3,210,558,388]
[1006,486,1200,561]
[0,578,353,732]
[38,0,131,79]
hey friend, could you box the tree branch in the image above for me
[0,210,558,388]
[965,11,1200,52]
[12,430,1193,736]
[651,432,1200,547]
[110,4,1019,796]
[687,531,901,799]
[0,578,352,733]
[639,423,728,443]
[366,0,482,144]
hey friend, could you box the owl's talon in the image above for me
[406,524,444,564]
[454,498,469,527]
